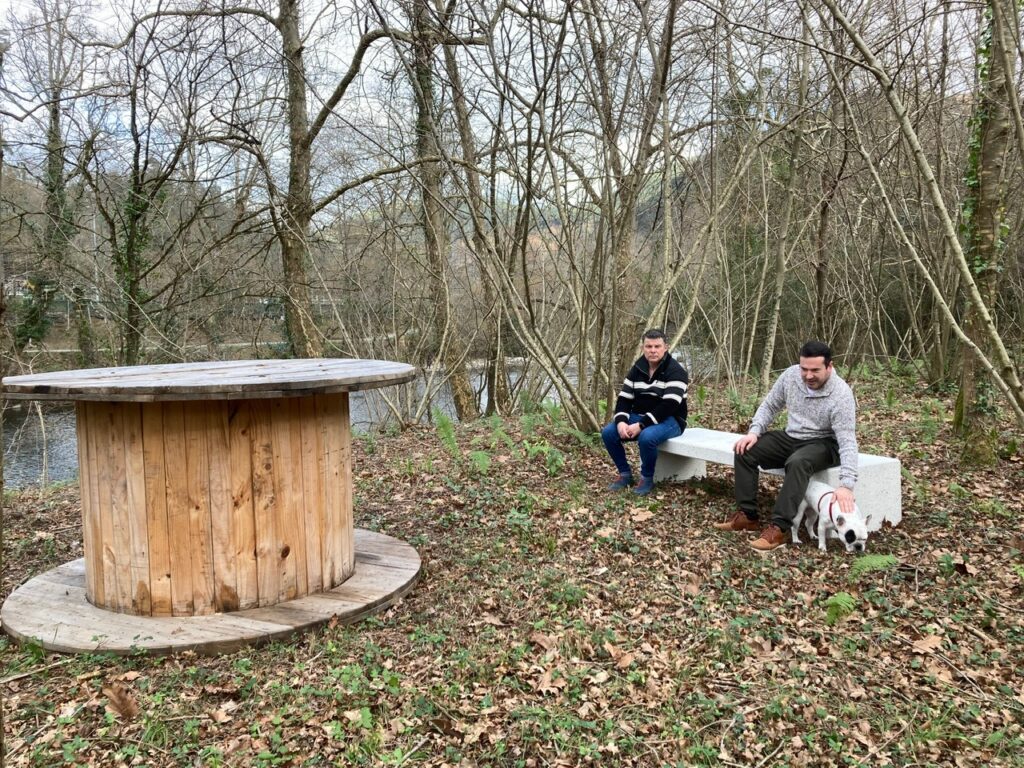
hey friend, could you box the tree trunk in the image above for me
[954,0,1014,464]
[278,0,323,358]
[760,21,809,390]
[411,0,477,421]
[16,87,74,354]
[442,39,509,415]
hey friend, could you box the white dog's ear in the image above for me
[835,515,846,527]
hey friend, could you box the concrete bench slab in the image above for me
[653,427,901,531]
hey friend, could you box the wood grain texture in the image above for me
[141,403,172,615]
[250,398,279,608]
[76,403,103,606]
[183,402,216,614]
[94,403,120,610]
[270,397,300,603]
[0,529,421,656]
[299,396,324,595]
[122,404,151,614]
[162,402,194,616]
[2,359,416,401]
[228,402,258,610]
[207,403,236,612]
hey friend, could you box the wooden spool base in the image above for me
[1,529,420,656]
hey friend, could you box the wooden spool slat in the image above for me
[206,403,235,612]
[95,403,120,609]
[229,402,258,610]
[271,398,299,603]
[142,404,172,616]
[336,396,355,580]
[299,396,324,595]
[321,393,352,587]
[285,397,309,598]
[76,403,103,606]
[162,402,195,615]
[250,399,279,609]
[184,402,216,613]
[123,404,151,615]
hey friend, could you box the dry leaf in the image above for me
[615,652,636,669]
[678,570,701,596]
[631,509,654,523]
[529,632,557,651]
[925,661,953,682]
[912,635,943,654]
[102,683,139,721]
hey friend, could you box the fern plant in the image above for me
[825,592,857,626]
[468,450,491,475]
[849,554,899,581]
[432,408,460,459]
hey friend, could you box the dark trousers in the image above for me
[734,430,840,531]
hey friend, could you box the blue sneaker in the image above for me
[633,477,655,496]
[607,474,635,491]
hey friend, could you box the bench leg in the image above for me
[654,455,707,483]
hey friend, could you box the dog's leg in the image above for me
[804,509,817,540]
[818,512,829,551]
[792,502,806,544]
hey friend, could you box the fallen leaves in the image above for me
[102,682,139,721]
[630,508,655,523]
[911,634,944,654]
[3,382,1023,767]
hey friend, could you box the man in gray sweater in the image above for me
[713,340,858,551]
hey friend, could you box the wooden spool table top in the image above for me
[1,358,416,401]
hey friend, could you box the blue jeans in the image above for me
[601,415,683,480]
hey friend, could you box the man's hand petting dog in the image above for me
[832,485,855,514]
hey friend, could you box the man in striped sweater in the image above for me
[601,329,689,496]
[714,340,858,551]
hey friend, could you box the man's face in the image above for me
[799,356,833,390]
[643,337,668,366]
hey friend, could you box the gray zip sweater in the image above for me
[748,365,858,488]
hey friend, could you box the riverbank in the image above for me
[2,366,1022,766]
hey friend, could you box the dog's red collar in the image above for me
[817,490,838,525]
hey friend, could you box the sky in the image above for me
[1,0,43,24]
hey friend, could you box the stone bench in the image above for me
[653,427,901,531]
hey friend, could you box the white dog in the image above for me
[791,479,871,553]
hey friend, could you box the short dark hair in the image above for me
[643,328,667,342]
[799,340,832,365]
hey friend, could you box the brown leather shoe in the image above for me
[751,524,786,551]
[712,511,760,532]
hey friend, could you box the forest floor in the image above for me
[2,364,1023,767]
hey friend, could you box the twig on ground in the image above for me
[1,658,74,685]
[754,740,785,768]
[394,735,430,767]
